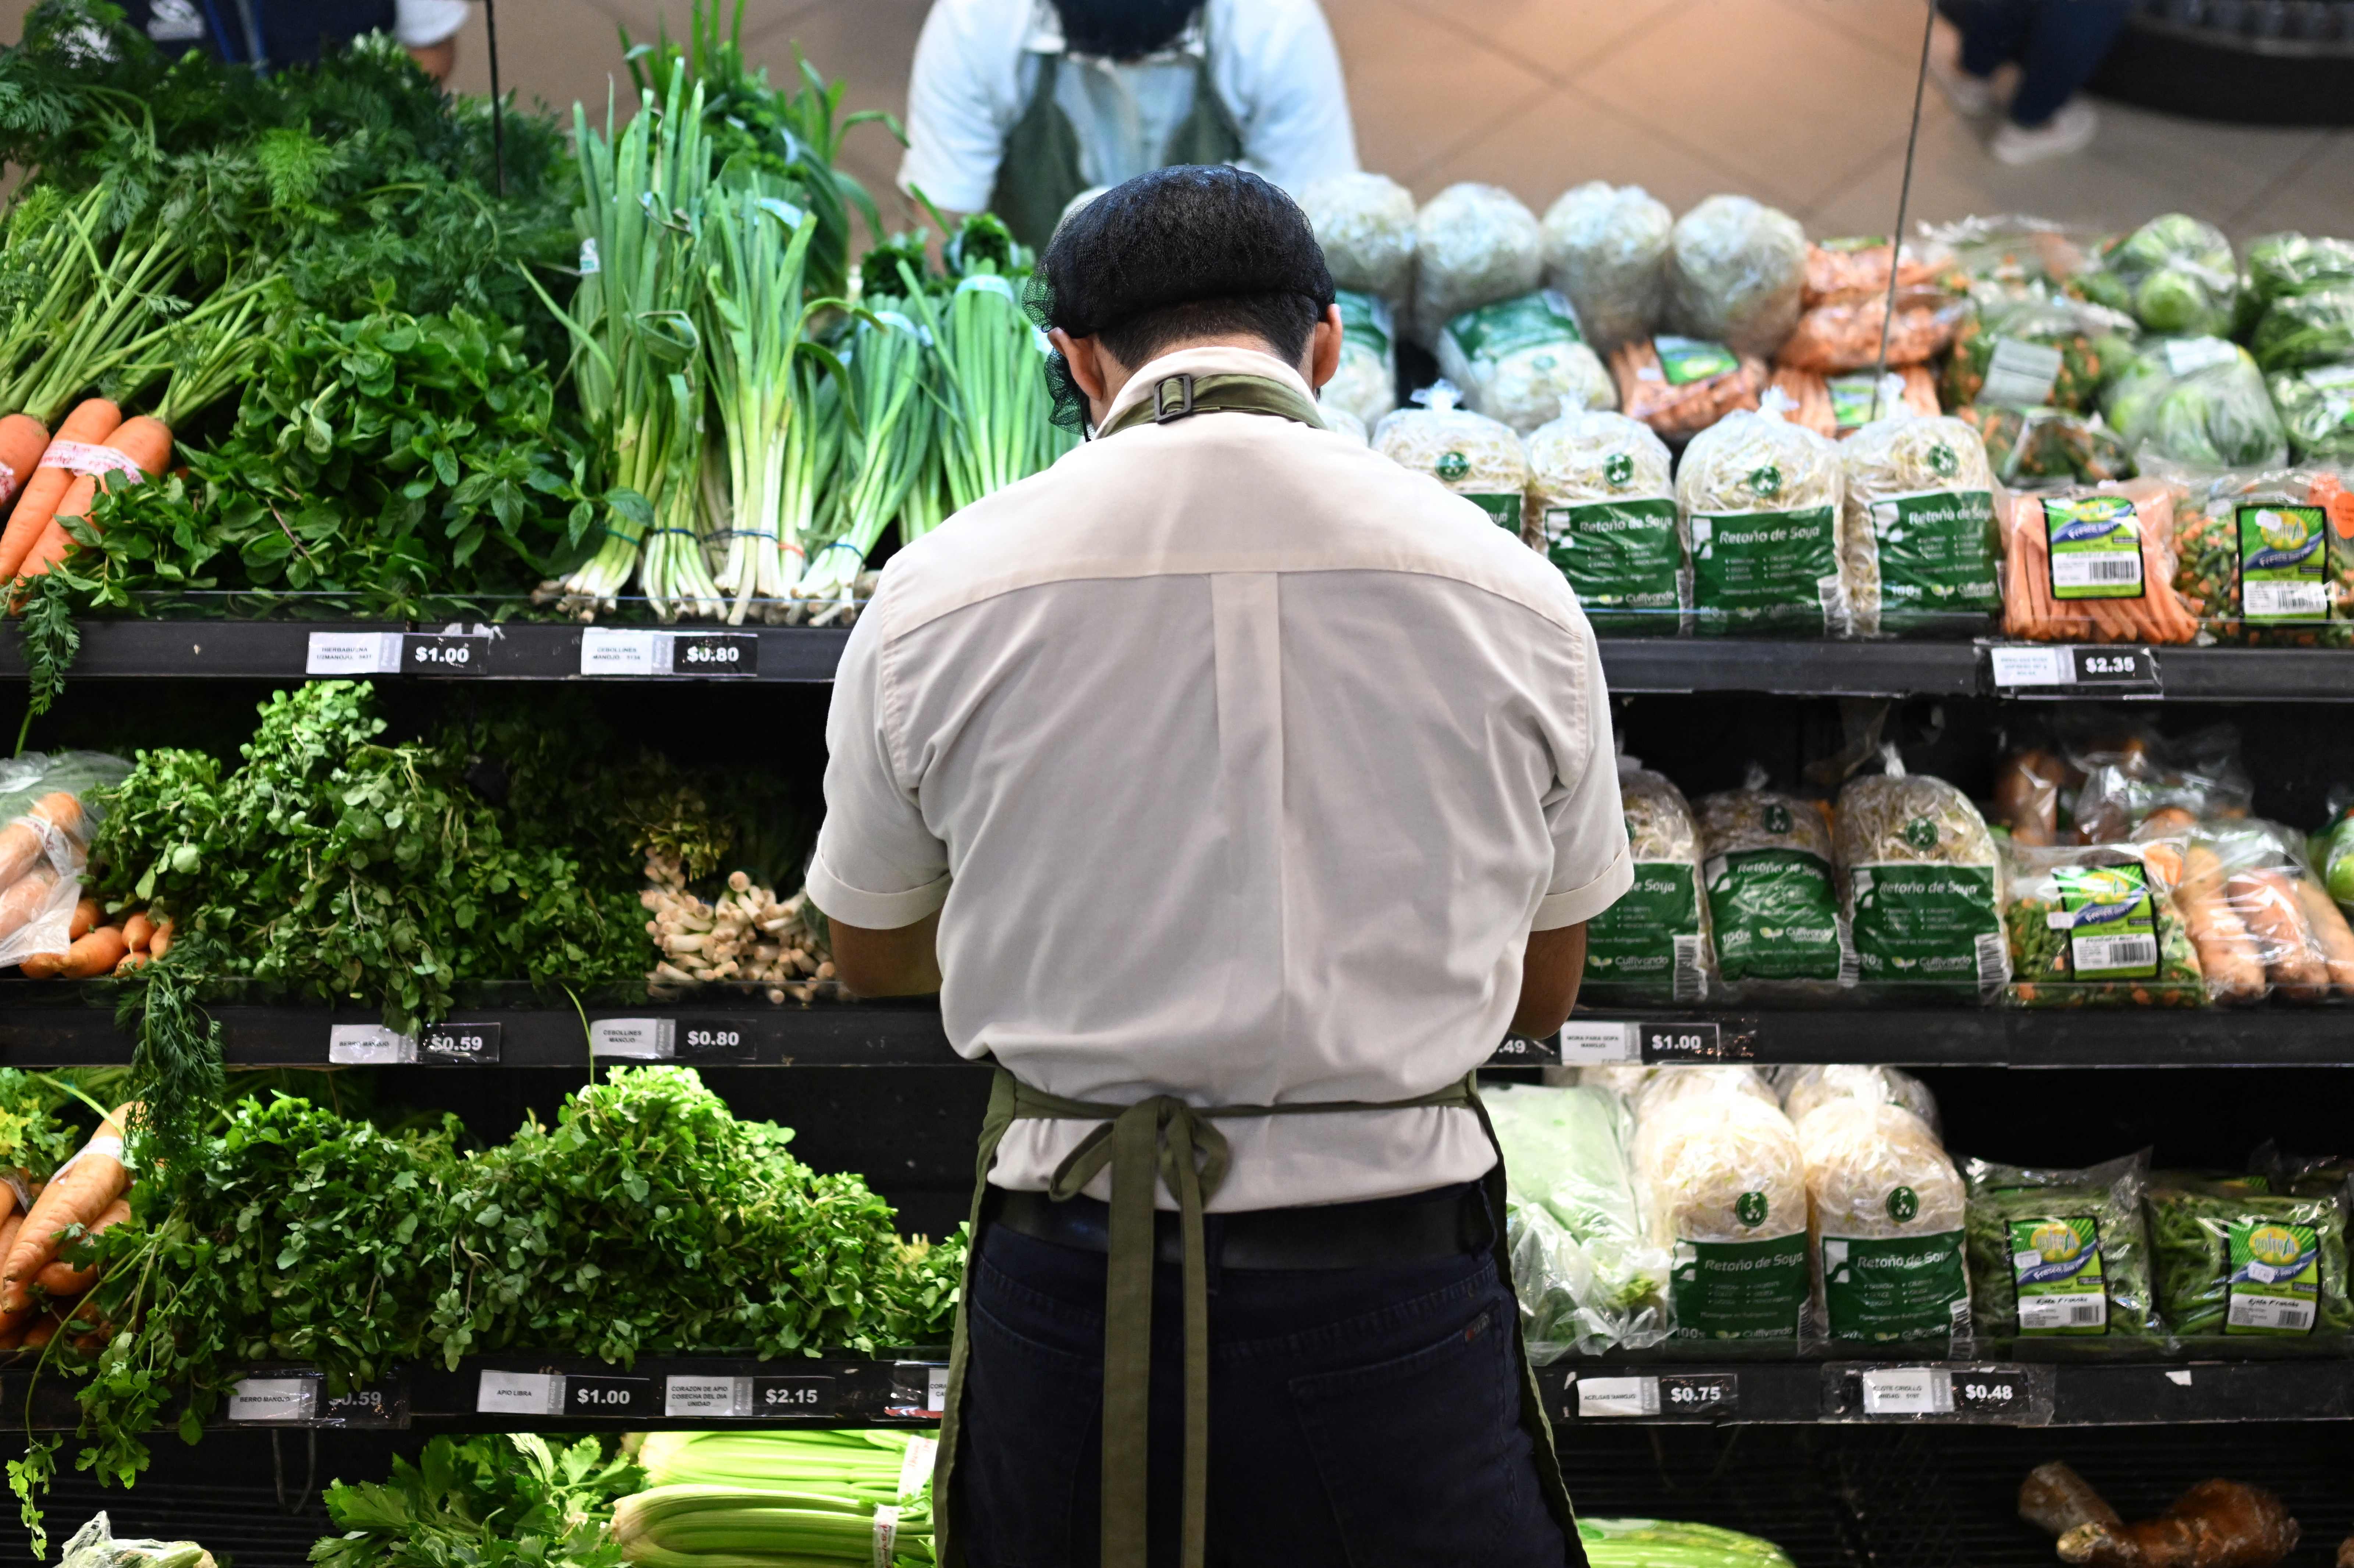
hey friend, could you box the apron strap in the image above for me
[1096,371,1329,441]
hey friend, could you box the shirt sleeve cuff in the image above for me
[804,855,951,931]
[1532,845,1635,931]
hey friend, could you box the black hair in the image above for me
[1051,0,1196,60]
[1025,164,1336,430]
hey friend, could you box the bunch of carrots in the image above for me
[0,1101,137,1352]
[0,397,174,591]
[2001,478,2203,644]
[15,897,170,980]
[2139,804,2354,1005]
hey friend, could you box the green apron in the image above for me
[930,373,1585,1568]
[987,16,1246,254]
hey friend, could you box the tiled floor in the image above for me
[9,0,2353,244]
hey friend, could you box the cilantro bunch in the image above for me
[313,1434,640,1568]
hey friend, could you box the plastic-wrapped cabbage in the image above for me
[1664,195,1807,359]
[1526,409,1680,631]
[1410,183,1542,348]
[1437,289,1614,433]
[1325,289,1398,428]
[1678,399,1846,635]
[2247,231,2354,308]
[1840,404,1999,637]
[1373,382,1529,532]
[1777,1064,1941,1138]
[1835,759,2008,998]
[1799,1099,1970,1342]
[2269,363,2354,463]
[1632,1081,1809,1339]
[1487,1083,1667,1356]
[1965,1151,2162,1337]
[1299,172,1417,302]
[2101,337,2287,470]
[2077,214,2241,338]
[2252,287,2354,373]
[1580,758,1713,996]
[1699,776,1855,989]
[1540,182,1671,353]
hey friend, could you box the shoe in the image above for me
[1989,101,2101,165]
[1927,36,1999,117]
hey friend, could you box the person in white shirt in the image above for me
[110,0,467,78]
[812,166,1624,1568]
[899,0,1358,250]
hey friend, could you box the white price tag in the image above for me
[328,1024,417,1065]
[476,1371,563,1416]
[305,632,404,676]
[665,1376,750,1419]
[926,1365,950,1414]
[1860,1366,1953,1416]
[1574,1375,1661,1418]
[1989,645,2068,688]
[579,628,659,676]
[591,1018,675,1059]
[227,1376,317,1423]
[1557,1020,1638,1065]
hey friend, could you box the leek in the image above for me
[617,1431,935,1568]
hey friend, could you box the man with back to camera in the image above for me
[898,0,1357,250]
[807,166,1628,1568]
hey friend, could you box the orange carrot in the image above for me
[2289,875,2354,993]
[2231,869,2328,1000]
[0,867,57,944]
[146,917,172,959]
[0,400,118,580]
[0,791,82,888]
[16,951,64,979]
[31,1195,129,1297]
[17,415,173,581]
[121,911,153,952]
[57,926,127,980]
[112,950,147,974]
[1,1104,132,1313]
[0,414,49,522]
[67,898,97,942]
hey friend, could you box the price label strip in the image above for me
[476,1370,566,1417]
[404,633,491,676]
[568,1375,654,1417]
[226,1376,319,1424]
[328,1023,417,1065]
[577,630,761,678]
[667,633,759,676]
[1558,1020,1639,1066]
[1658,1372,1738,1417]
[1859,1366,1952,1416]
[660,1375,842,1420]
[591,1018,675,1061]
[305,631,405,676]
[1836,1363,2047,1423]
[1565,1372,1738,1421]
[1988,644,2161,695]
[886,1363,950,1420]
[418,1022,502,1065]
[1487,1033,1561,1066]
[1636,1020,1727,1063]
[675,1017,758,1062]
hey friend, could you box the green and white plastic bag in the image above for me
[1437,288,1615,434]
[1579,756,1713,996]
[1839,393,2001,636]
[1796,1097,1970,1343]
[1373,381,1530,532]
[1698,769,1856,991]
[1679,393,1847,635]
[1631,1074,1810,1339]
[1526,409,1683,633]
[1834,749,2009,999]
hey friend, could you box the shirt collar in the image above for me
[1099,344,1316,429]
[1023,0,1207,64]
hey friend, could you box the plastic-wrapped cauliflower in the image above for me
[1542,182,1672,353]
[1527,409,1679,631]
[1487,1083,1668,1356]
[1373,382,1530,532]
[1835,755,2008,999]
[1665,195,1807,359]
[1679,396,1846,635]
[1632,1080,1810,1339]
[1325,289,1398,428]
[1436,289,1615,433]
[1320,405,1369,445]
[1777,1064,1941,1138]
[1840,402,2000,637]
[1411,183,1542,347]
[1579,757,1713,995]
[1798,1098,1970,1341]
[1299,171,1418,302]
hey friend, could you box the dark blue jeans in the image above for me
[955,1218,1575,1568]
[1952,0,2133,126]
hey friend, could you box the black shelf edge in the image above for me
[1598,639,1985,697]
[7,999,2354,1068]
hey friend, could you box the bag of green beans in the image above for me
[1963,1151,2161,1340]
[2144,1174,2353,1339]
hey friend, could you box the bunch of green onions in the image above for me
[795,297,935,619]
[615,1429,936,1568]
[904,222,1071,515]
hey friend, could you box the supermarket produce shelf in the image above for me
[9,622,2354,699]
[6,996,2354,1067]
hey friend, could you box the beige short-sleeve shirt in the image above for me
[808,346,1630,1211]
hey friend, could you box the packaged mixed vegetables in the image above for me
[1324,289,1398,429]
[2000,479,2200,644]
[1410,182,1542,347]
[1578,758,1712,997]
[2145,1175,2351,1337]
[2076,214,2242,339]
[1963,1151,2162,1339]
[1371,383,1529,533]
[1297,171,1418,302]
[2001,838,2205,1006]
[2063,719,2251,843]
[2162,464,2354,645]
[1697,774,1855,990]
[1540,182,1672,353]
[1953,405,2134,488]
[1609,336,1766,439]
[1663,195,1807,360]
[2245,230,2354,310]
[1630,1073,1810,1339]
[1834,755,2009,999]
[1524,409,1682,632]
[1838,402,2001,635]
[1797,1098,1970,1343]
[1678,396,1847,635]
[1942,291,2132,414]
[2099,337,2286,471]
[1436,289,1615,434]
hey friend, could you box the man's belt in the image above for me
[990,1180,1490,1271]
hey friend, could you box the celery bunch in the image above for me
[617,1431,936,1568]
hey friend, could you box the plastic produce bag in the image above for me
[1964,1152,2162,1338]
[56,1515,215,1568]
[1540,182,1671,353]
[1803,236,1943,306]
[1410,183,1541,347]
[1610,336,1765,439]
[0,751,128,972]
[2077,214,2241,338]
[2000,479,2198,644]
[1840,401,2000,635]
[1991,744,2070,847]
[2100,337,2286,471]
[1679,395,1846,635]
[1776,293,1964,374]
[1697,774,1855,989]
[2163,464,2354,645]
[1580,1519,1795,1568]
[1777,1064,1940,1138]
[2245,231,2354,308]
[1630,1064,1778,1119]
[1834,755,2008,998]
[1800,1098,1969,1343]
[1954,405,2134,488]
[2145,1175,2351,1337]
[1630,1077,1809,1339]
[1437,289,1614,434]
[1771,366,1939,441]
[1324,289,1398,428]
[1486,1083,1668,1355]
[1579,758,1712,997]
[1918,214,2099,292]
[1942,290,2133,414]
[1372,382,1529,532]
[2180,819,2354,1002]
[1525,409,1682,632]
[2066,720,2252,842]
[2001,838,2205,1007]
[2315,794,2354,920]
[1298,171,1417,302]
[1663,195,1806,359]
[2251,286,2354,372]
[2268,362,2354,463]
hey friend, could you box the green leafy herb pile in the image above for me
[313,1434,640,1568]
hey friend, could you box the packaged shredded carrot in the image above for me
[1998,478,2200,644]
